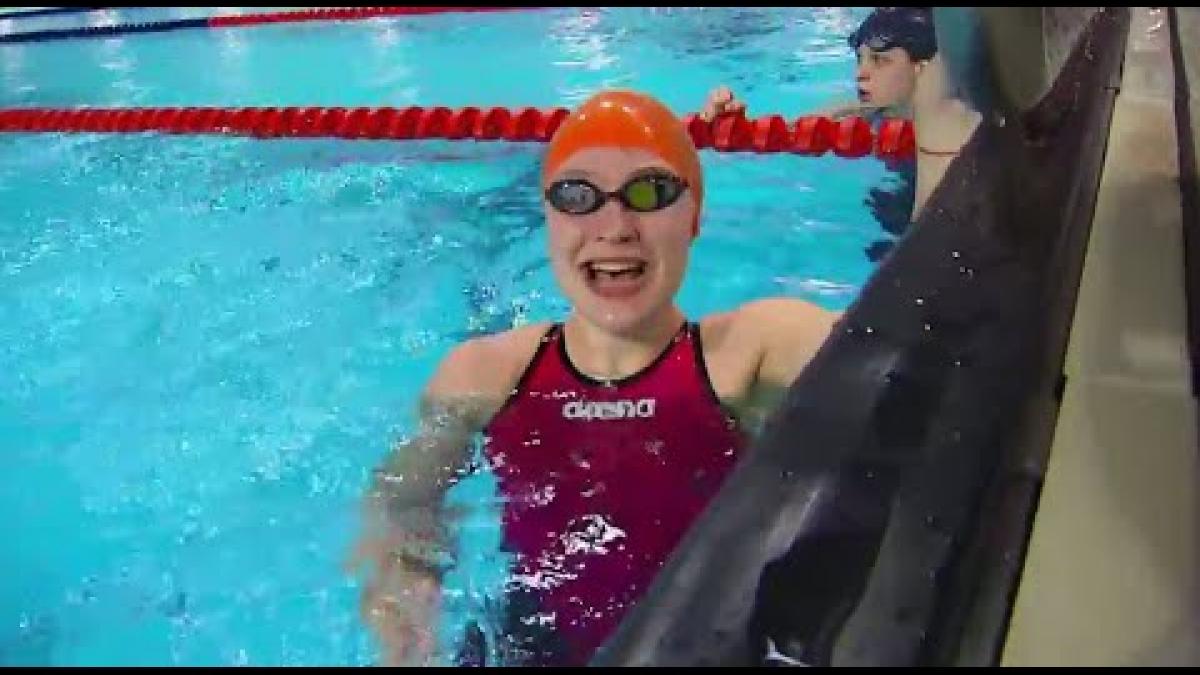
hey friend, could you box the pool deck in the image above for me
[1002,7,1200,667]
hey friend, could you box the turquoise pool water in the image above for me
[0,7,887,666]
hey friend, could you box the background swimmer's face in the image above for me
[855,45,921,111]
[543,146,697,336]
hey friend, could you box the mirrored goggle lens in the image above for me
[546,179,604,214]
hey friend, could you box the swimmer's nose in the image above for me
[593,201,640,244]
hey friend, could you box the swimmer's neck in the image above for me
[563,307,686,381]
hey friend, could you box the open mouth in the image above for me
[857,88,871,102]
[581,259,648,298]
[584,260,646,280]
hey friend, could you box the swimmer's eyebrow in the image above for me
[626,163,675,178]
[553,168,597,181]
[553,163,674,182]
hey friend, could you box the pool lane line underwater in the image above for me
[0,6,545,43]
[0,7,108,20]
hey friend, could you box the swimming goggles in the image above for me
[544,171,689,215]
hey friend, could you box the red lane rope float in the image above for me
[0,106,916,160]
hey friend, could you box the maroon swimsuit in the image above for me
[481,321,747,665]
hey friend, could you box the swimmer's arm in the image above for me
[362,325,542,543]
[814,99,894,120]
[350,342,503,666]
[744,297,840,395]
[365,342,498,538]
[701,86,883,124]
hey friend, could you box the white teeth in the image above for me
[583,261,646,283]
[587,262,645,273]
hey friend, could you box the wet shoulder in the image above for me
[702,297,830,350]
[434,322,556,405]
[732,297,839,386]
[697,308,763,406]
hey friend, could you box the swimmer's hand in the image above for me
[702,87,889,124]
[347,508,447,667]
[700,85,747,122]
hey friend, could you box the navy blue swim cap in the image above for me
[848,7,937,61]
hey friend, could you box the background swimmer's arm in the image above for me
[816,99,887,120]
[702,86,886,123]
[700,84,748,122]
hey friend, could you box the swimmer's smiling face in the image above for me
[544,146,697,336]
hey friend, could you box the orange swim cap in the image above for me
[542,90,703,235]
